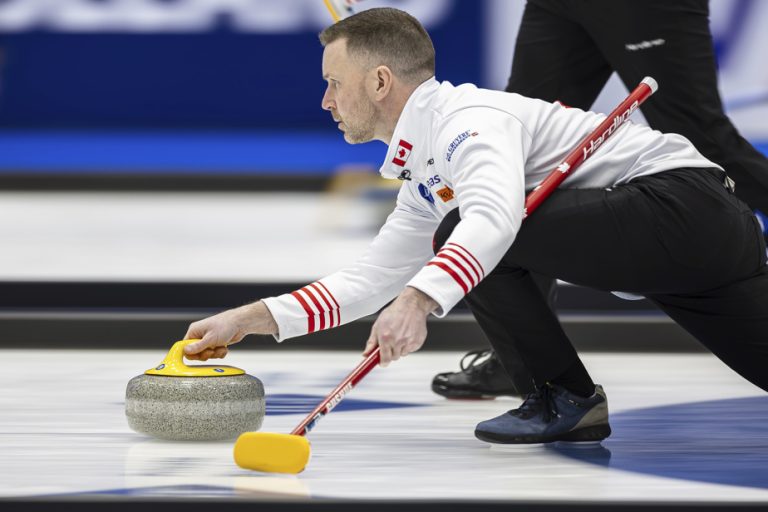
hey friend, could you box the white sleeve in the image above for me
[406,108,532,316]
[262,185,439,341]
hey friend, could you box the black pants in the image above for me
[507,0,768,215]
[434,168,768,393]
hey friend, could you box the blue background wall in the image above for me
[0,0,764,174]
[0,1,482,129]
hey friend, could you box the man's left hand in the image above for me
[364,287,439,366]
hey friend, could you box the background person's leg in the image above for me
[507,0,612,108]
[580,0,768,214]
[507,0,614,313]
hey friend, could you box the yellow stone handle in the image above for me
[144,339,245,377]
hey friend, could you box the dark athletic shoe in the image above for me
[432,349,520,399]
[474,383,611,444]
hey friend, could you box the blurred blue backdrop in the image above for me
[0,0,764,175]
[0,1,481,129]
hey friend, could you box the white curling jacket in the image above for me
[263,78,719,341]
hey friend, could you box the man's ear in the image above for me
[372,65,394,100]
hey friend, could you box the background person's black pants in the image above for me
[434,168,768,393]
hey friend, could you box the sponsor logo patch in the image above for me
[418,183,435,204]
[436,186,455,202]
[392,139,413,167]
[445,130,478,162]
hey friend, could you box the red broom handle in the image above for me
[524,76,658,217]
[291,348,380,436]
[291,77,658,437]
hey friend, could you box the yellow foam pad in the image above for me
[234,432,311,474]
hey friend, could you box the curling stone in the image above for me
[125,339,265,441]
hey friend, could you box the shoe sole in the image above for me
[474,424,611,444]
[431,383,519,400]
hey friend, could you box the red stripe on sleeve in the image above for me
[301,287,325,331]
[439,247,481,283]
[317,282,340,308]
[446,243,485,277]
[435,252,476,287]
[309,282,336,328]
[317,282,341,327]
[291,291,316,333]
[427,261,469,294]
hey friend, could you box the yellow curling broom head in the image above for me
[234,432,311,474]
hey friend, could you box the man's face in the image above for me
[321,39,377,144]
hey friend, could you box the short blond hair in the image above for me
[319,7,435,84]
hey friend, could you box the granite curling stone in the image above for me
[125,339,265,441]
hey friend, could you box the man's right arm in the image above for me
[183,185,440,359]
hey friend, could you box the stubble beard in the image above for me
[341,96,378,144]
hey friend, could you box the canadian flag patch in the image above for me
[392,139,413,167]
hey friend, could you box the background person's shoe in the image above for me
[431,349,520,399]
[474,383,611,444]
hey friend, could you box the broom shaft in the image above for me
[524,76,657,217]
[291,349,380,436]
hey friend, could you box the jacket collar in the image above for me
[379,77,439,179]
